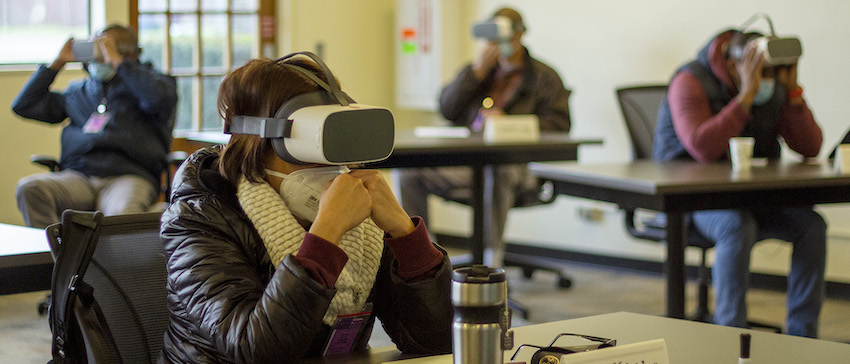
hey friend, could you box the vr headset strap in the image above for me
[276,51,349,106]
[282,64,333,94]
[227,91,355,138]
[228,116,292,138]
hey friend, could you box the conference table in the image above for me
[0,223,51,295]
[526,159,850,319]
[302,311,850,363]
[184,130,601,265]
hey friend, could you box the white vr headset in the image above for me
[471,16,515,41]
[224,52,395,165]
[756,36,802,66]
[733,13,802,66]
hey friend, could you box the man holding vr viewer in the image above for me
[158,53,452,362]
[653,14,825,337]
[398,7,571,268]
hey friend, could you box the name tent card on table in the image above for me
[834,144,850,174]
[483,114,540,143]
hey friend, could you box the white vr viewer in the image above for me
[757,36,802,66]
[471,15,514,41]
[225,52,395,165]
[735,13,803,66]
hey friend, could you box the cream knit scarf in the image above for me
[236,176,384,326]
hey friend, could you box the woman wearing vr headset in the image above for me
[158,55,452,362]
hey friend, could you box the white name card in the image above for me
[558,338,669,364]
[413,126,471,139]
[483,114,540,143]
[834,144,850,174]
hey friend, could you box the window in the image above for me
[0,0,90,64]
[133,0,272,133]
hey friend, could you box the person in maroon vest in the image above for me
[653,28,825,337]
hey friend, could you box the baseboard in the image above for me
[435,234,850,301]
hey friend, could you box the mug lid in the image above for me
[452,265,506,283]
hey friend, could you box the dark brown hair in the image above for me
[493,7,526,33]
[99,24,140,58]
[217,57,329,185]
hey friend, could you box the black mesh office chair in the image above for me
[46,210,169,363]
[616,85,780,332]
[31,151,184,317]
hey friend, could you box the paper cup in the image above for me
[729,137,755,170]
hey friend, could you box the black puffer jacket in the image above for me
[159,146,453,363]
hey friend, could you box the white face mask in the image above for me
[264,166,350,222]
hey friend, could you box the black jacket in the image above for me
[11,62,177,186]
[439,46,571,133]
[159,146,453,363]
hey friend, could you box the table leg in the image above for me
[470,166,485,264]
[665,210,686,319]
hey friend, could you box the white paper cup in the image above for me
[729,137,755,170]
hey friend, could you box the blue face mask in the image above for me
[752,78,775,106]
[87,62,117,82]
[498,40,515,58]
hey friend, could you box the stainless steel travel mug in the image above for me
[452,265,511,364]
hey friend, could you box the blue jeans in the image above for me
[691,207,826,337]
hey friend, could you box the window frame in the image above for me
[131,0,275,134]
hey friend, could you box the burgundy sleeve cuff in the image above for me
[384,216,445,281]
[295,233,349,289]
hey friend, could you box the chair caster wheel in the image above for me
[557,277,572,289]
[522,267,534,279]
[37,297,50,316]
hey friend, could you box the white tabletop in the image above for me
[385,312,850,363]
[0,223,48,256]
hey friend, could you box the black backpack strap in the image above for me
[48,210,104,363]
[73,280,122,363]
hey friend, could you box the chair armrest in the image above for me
[162,151,189,204]
[30,155,61,172]
[623,208,666,242]
[167,151,189,167]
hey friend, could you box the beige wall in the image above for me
[0,71,68,225]
[279,0,397,110]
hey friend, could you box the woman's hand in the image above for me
[309,173,372,245]
[349,170,415,238]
